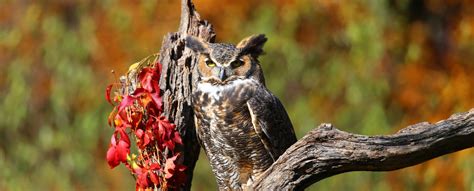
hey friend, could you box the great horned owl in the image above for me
[186,34,297,190]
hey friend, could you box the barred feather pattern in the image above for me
[193,78,296,190]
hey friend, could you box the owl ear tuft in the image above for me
[237,34,267,57]
[185,35,209,53]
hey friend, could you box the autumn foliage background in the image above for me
[1,0,473,190]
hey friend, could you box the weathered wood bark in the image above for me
[252,109,474,190]
[157,0,215,189]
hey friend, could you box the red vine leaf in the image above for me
[135,168,152,189]
[164,155,178,179]
[172,131,183,145]
[135,128,153,149]
[149,162,161,185]
[106,133,130,168]
[117,95,136,113]
[138,67,162,111]
[107,107,117,127]
[164,154,186,180]
[106,84,114,106]
[106,63,186,190]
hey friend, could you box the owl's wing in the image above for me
[247,88,297,161]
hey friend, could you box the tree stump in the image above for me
[156,0,215,189]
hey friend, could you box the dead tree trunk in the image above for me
[157,0,214,189]
[148,0,474,190]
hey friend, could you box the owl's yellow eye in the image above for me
[205,59,216,67]
[230,60,244,68]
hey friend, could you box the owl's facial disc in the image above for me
[186,34,267,85]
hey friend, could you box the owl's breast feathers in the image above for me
[193,78,297,189]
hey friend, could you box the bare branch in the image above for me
[252,109,474,190]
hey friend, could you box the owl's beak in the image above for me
[218,67,227,81]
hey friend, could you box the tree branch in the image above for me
[253,109,474,190]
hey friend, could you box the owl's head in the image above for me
[186,34,267,85]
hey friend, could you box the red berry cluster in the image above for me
[106,63,186,190]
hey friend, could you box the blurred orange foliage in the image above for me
[0,0,473,190]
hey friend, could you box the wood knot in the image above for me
[318,123,334,130]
